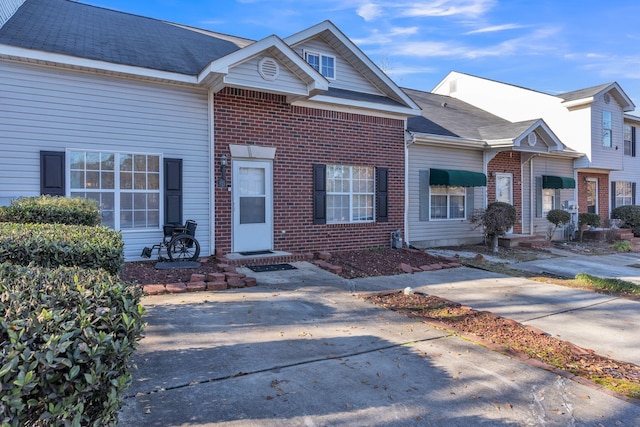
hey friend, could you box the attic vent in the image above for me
[604,93,611,104]
[527,133,537,146]
[449,80,458,93]
[258,57,280,81]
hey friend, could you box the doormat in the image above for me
[239,250,274,256]
[247,263,297,273]
[155,261,201,270]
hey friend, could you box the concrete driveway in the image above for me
[118,263,640,426]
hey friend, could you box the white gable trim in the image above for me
[304,94,420,117]
[285,20,420,114]
[561,82,634,111]
[513,120,565,152]
[198,35,328,97]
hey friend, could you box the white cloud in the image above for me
[464,23,524,34]
[401,0,496,18]
[357,3,382,21]
[352,26,419,46]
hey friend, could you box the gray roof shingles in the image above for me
[0,0,246,75]
[556,82,613,102]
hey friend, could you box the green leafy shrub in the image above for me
[0,195,101,226]
[470,202,517,253]
[577,212,602,242]
[612,240,632,252]
[0,263,145,426]
[546,209,571,240]
[0,222,123,275]
[611,205,640,235]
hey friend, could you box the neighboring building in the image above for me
[433,72,636,221]
[0,0,420,260]
[404,88,580,247]
[610,114,640,211]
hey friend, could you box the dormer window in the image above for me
[305,51,335,79]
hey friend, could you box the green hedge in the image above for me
[0,223,123,275]
[0,196,101,226]
[0,263,145,426]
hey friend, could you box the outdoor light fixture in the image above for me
[218,154,227,187]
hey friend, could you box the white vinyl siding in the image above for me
[293,39,383,95]
[0,0,25,27]
[0,61,211,260]
[226,56,308,96]
[407,143,485,247]
[588,97,624,170]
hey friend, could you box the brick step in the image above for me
[518,240,551,248]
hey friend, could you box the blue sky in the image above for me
[84,0,640,107]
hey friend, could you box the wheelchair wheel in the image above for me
[167,234,200,262]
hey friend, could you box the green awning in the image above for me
[542,175,575,189]
[429,169,487,187]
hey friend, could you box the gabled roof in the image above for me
[285,20,420,114]
[404,87,571,154]
[0,0,248,75]
[557,82,635,111]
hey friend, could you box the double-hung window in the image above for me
[326,165,374,223]
[430,186,466,220]
[542,189,555,216]
[305,51,335,79]
[615,181,633,207]
[602,111,612,147]
[70,150,160,230]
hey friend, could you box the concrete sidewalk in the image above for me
[118,262,640,426]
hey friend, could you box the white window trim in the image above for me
[586,177,599,214]
[304,50,336,80]
[542,188,555,216]
[615,181,633,207]
[429,186,466,221]
[624,124,633,156]
[67,149,163,232]
[326,165,374,224]
[602,110,613,147]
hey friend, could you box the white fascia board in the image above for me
[624,113,640,123]
[561,97,594,109]
[306,94,420,117]
[198,35,328,91]
[0,44,198,83]
[284,21,421,111]
[485,138,516,148]
[411,132,485,149]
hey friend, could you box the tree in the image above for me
[546,209,571,240]
[471,202,517,253]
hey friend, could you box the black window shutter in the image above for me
[611,181,617,209]
[535,176,542,218]
[40,151,65,196]
[419,170,430,221]
[633,182,637,205]
[164,158,183,225]
[376,167,389,222]
[313,164,326,225]
[632,127,637,157]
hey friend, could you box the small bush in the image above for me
[546,209,571,240]
[0,263,145,426]
[611,205,640,235]
[0,222,123,275]
[471,202,517,253]
[0,195,101,226]
[612,240,632,252]
[578,212,601,228]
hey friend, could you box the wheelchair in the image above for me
[141,219,200,262]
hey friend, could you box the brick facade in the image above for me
[577,172,609,218]
[487,151,523,233]
[213,88,406,255]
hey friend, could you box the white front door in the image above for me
[496,173,514,233]
[232,160,273,252]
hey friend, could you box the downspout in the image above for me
[209,89,215,256]
[522,154,540,235]
[404,128,413,247]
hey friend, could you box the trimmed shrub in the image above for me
[611,205,640,235]
[578,212,601,242]
[0,222,123,275]
[0,195,101,226]
[470,202,517,253]
[546,209,571,240]
[0,263,145,426]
